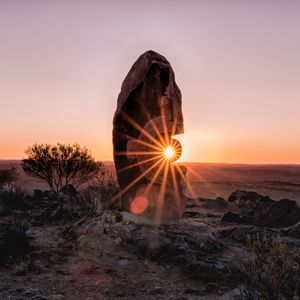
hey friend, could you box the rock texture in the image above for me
[2,190,300,299]
[223,190,300,227]
[71,210,229,283]
[113,50,186,222]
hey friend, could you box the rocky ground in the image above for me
[1,190,300,299]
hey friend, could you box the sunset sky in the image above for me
[0,0,299,163]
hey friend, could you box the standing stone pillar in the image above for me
[113,50,186,223]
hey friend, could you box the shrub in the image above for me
[79,169,120,215]
[21,143,104,194]
[0,222,30,265]
[0,167,18,189]
[0,189,28,212]
[228,231,300,300]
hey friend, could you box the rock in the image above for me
[23,288,40,297]
[281,222,300,238]
[259,199,300,227]
[30,259,46,274]
[198,197,229,210]
[13,262,28,275]
[102,209,123,223]
[74,216,126,258]
[113,50,186,222]
[217,224,275,244]
[207,213,221,218]
[226,191,300,228]
[185,199,197,208]
[70,211,227,282]
[221,212,242,224]
[228,190,272,213]
[183,211,202,218]
[113,237,122,245]
[117,259,129,269]
[49,295,65,300]
[184,287,205,295]
[32,295,50,300]
[56,268,71,275]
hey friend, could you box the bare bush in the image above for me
[0,167,18,190]
[0,189,28,212]
[228,231,300,300]
[21,143,103,194]
[0,222,30,265]
[79,169,119,215]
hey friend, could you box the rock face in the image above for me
[113,50,186,223]
[223,190,300,227]
[72,210,228,283]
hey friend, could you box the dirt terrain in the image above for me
[1,161,300,299]
[1,188,300,299]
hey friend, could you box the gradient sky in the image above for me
[1,0,300,163]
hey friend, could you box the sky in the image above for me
[0,0,299,163]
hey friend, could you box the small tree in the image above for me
[21,143,103,193]
[79,170,120,215]
[0,167,19,188]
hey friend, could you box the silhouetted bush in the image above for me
[0,167,18,189]
[79,169,119,215]
[228,231,300,300]
[0,189,28,213]
[21,143,104,194]
[0,222,30,265]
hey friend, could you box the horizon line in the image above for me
[0,159,299,166]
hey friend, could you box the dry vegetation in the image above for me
[228,231,300,300]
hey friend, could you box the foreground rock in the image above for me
[71,210,231,284]
[2,189,300,299]
[223,190,300,228]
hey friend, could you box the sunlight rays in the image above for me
[118,155,164,173]
[170,163,182,211]
[111,156,165,202]
[161,105,170,146]
[120,111,165,149]
[113,106,194,220]
[144,158,167,196]
[154,157,169,221]
[140,105,167,147]
[115,151,162,156]
[175,164,197,199]
[126,134,163,152]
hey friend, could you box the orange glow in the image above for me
[130,196,148,214]
[164,146,174,158]
[1,2,300,165]
[110,107,184,218]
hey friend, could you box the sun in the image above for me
[164,146,174,159]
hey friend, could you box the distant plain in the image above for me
[1,160,300,203]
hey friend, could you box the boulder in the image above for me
[113,50,186,223]
[221,212,242,224]
[226,191,300,228]
[71,211,226,282]
[228,190,272,213]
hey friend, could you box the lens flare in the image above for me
[130,196,148,214]
[164,146,174,159]
[109,110,184,219]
